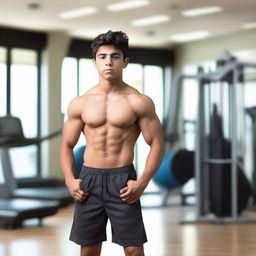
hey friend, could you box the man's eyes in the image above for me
[98,55,120,59]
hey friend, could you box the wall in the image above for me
[41,31,70,178]
[173,28,256,74]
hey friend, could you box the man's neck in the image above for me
[98,77,125,94]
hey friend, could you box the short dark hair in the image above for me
[91,30,129,59]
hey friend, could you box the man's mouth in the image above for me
[104,69,113,72]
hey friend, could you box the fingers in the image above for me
[120,187,138,204]
[70,179,89,202]
[74,190,88,201]
[122,195,137,204]
[127,199,137,204]
[120,187,128,194]
[120,187,130,199]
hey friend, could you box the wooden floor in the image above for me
[1,195,256,256]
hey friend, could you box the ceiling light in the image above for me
[108,0,149,11]
[131,15,170,27]
[59,7,97,19]
[171,31,210,42]
[182,6,223,17]
[241,22,256,29]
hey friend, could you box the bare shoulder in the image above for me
[67,95,86,118]
[68,85,101,118]
[126,87,156,117]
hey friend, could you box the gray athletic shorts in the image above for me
[69,164,147,247]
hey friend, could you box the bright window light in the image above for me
[108,0,149,11]
[59,7,97,19]
[241,22,256,29]
[182,6,223,17]
[131,15,170,27]
[171,31,210,42]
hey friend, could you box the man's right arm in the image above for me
[60,98,87,201]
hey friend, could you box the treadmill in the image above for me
[0,116,73,207]
[0,167,59,229]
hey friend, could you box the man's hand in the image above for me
[66,179,88,202]
[120,180,146,204]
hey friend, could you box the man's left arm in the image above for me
[120,96,165,204]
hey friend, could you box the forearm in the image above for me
[60,142,88,202]
[138,142,165,188]
[60,143,76,184]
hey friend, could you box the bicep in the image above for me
[61,97,85,148]
[61,118,84,148]
[138,114,164,146]
[133,94,164,146]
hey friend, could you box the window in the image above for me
[0,47,7,116]
[10,48,38,137]
[144,65,164,122]
[123,63,143,92]
[0,162,4,184]
[182,61,215,150]
[61,57,77,114]
[0,28,46,179]
[9,48,39,178]
[79,58,98,95]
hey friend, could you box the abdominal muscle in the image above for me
[82,123,140,168]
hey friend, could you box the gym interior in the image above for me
[1,1,256,255]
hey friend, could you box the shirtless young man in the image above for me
[60,30,164,256]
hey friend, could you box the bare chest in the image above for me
[82,96,137,128]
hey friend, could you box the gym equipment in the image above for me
[153,150,194,189]
[172,149,195,186]
[153,151,178,189]
[153,150,195,207]
[73,144,86,178]
[208,104,251,216]
[0,198,59,229]
[0,116,73,207]
[0,167,59,229]
[246,106,256,205]
[167,52,255,223]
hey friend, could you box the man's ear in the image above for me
[123,57,129,69]
[92,58,96,67]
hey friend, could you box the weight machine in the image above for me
[167,53,256,223]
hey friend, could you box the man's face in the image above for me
[93,45,128,80]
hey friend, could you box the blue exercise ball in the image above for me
[153,151,179,189]
[73,145,86,178]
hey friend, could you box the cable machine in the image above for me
[167,53,256,223]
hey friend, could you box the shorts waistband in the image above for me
[81,164,135,174]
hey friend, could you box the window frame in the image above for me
[0,27,46,177]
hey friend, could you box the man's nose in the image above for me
[106,56,113,66]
